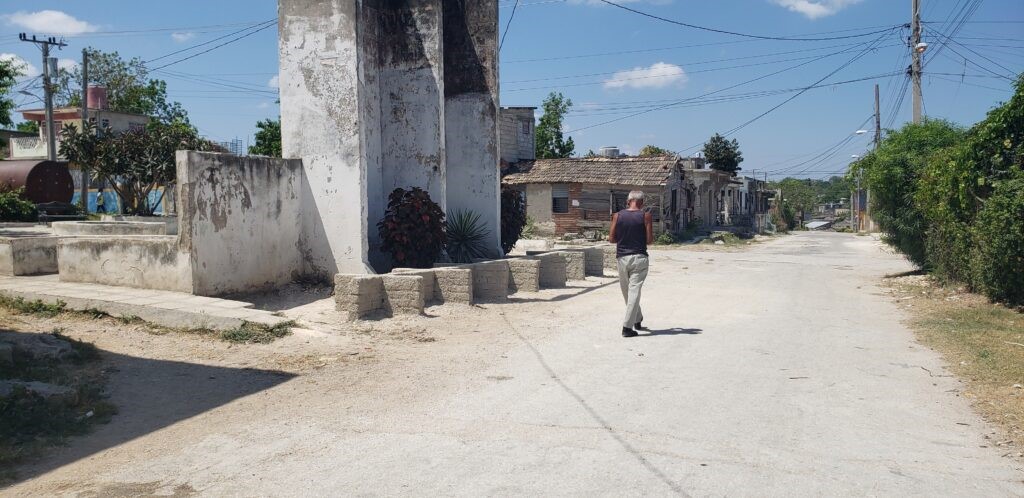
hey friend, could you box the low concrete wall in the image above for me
[507,258,540,293]
[603,245,618,271]
[436,261,508,302]
[101,215,179,236]
[433,267,473,304]
[555,251,586,281]
[0,236,58,276]
[57,236,192,293]
[531,252,567,288]
[178,151,304,296]
[52,221,166,236]
[334,273,426,320]
[557,247,606,277]
[391,268,436,303]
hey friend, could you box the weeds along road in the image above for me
[6,232,1023,496]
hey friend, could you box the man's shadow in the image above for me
[641,328,702,336]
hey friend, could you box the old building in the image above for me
[499,106,535,166]
[502,156,688,236]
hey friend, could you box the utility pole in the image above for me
[866,83,881,232]
[80,49,89,211]
[18,33,67,161]
[910,0,923,124]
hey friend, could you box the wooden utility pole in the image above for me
[910,0,923,124]
[80,49,89,211]
[19,34,66,161]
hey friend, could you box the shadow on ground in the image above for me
[507,280,617,304]
[642,328,702,336]
[2,330,295,487]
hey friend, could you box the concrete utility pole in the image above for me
[80,49,89,210]
[910,0,923,124]
[18,33,67,161]
[866,83,881,232]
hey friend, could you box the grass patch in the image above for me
[0,296,66,318]
[0,330,114,482]
[219,321,294,344]
[892,276,1024,451]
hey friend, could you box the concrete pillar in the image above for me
[279,0,379,277]
[442,0,502,258]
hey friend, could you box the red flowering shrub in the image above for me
[377,187,446,268]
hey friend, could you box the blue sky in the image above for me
[2,0,1021,179]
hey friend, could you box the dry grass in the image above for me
[888,275,1024,457]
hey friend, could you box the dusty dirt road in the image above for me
[4,232,1023,496]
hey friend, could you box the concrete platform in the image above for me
[0,274,289,331]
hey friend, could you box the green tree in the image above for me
[853,119,965,267]
[56,48,188,124]
[638,145,672,157]
[702,133,743,175]
[249,118,282,157]
[773,178,818,226]
[535,92,575,159]
[60,120,213,215]
[0,57,24,128]
[16,121,39,134]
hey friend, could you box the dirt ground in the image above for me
[2,232,1022,496]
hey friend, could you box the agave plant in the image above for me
[446,210,491,263]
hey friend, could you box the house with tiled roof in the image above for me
[502,154,701,236]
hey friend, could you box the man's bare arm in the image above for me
[644,212,654,245]
[608,213,618,243]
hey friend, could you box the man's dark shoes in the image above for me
[634,321,648,331]
[622,327,638,338]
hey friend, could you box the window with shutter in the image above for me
[552,184,569,214]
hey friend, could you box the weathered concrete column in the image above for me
[279,0,380,277]
[442,0,502,258]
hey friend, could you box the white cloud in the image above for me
[603,62,687,90]
[171,32,196,43]
[2,10,97,35]
[770,0,863,20]
[0,53,39,79]
[257,102,271,109]
[57,58,78,71]
[267,75,279,89]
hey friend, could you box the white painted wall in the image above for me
[177,151,304,296]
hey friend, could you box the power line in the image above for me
[146,21,276,71]
[144,19,275,65]
[499,0,521,51]
[595,0,901,42]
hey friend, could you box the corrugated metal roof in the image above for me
[502,156,680,187]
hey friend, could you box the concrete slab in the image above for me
[0,275,288,331]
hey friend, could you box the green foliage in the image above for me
[702,133,743,175]
[377,187,447,268]
[56,48,188,124]
[446,210,491,263]
[220,321,293,344]
[0,188,38,222]
[535,92,575,159]
[970,179,1024,306]
[0,296,67,317]
[60,120,213,216]
[249,118,282,157]
[653,232,675,245]
[856,119,966,267]
[500,188,527,254]
[15,121,38,134]
[638,145,672,157]
[522,215,538,239]
[0,57,22,128]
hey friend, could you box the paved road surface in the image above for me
[7,232,1023,496]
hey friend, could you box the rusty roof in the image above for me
[502,156,681,187]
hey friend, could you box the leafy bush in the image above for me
[522,215,538,239]
[500,187,527,255]
[653,232,675,245]
[446,210,491,263]
[377,187,446,268]
[970,179,1024,306]
[857,119,965,267]
[0,188,37,222]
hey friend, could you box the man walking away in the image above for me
[608,190,654,338]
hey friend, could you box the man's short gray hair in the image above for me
[627,190,645,205]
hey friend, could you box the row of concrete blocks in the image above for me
[334,248,606,321]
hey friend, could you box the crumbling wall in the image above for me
[177,151,304,296]
[57,236,192,292]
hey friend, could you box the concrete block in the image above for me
[560,247,605,276]
[57,236,192,293]
[390,268,436,303]
[532,253,567,289]
[334,274,384,320]
[603,245,618,271]
[552,251,586,281]
[506,258,540,293]
[52,221,166,236]
[0,236,58,276]
[468,260,509,302]
[432,267,473,304]
[513,239,553,254]
[381,275,425,315]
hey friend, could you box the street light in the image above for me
[855,130,868,135]
[851,154,860,159]
[915,42,929,54]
